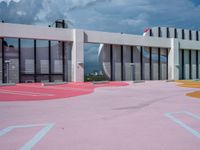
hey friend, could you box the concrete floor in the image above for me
[0,81,200,150]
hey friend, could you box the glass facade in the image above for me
[0,39,2,83]
[152,48,159,80]
[0,38,71,83]
[104,45,169,81]
[50,41,63,82]
[160,48,168,80]
[143,47,150,80]
[36,40,49,75]
[2,38,19,83]
[179,49,199,80]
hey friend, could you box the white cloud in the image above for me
[120,19,146,27]
[16,10,26,16]
[0,0,21,4]
[1,0,200,72]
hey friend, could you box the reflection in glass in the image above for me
[21,39,34,74]
[51,41,63,73]
[21,39,34,83]
[160,48,167,80]
[3,38,19,83]
[143,47,150,80]
[36,40,49,74]
[152,48,158,80]
[0,39,2,83]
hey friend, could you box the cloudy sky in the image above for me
[1,0,200,73]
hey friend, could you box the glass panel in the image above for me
[65,42,72,81]
[191,50,197,79]
[36,40,49,74]
[133,46,141,80]
[51,41,63,74]
[112,45,121,81]
[179,49,183,79]
[21,75,34,83]
[184,50,190,80]
[152,48,158,80]
[51,75,63,82]
[143,47,150,80]
[21,39,34,74]
[0,39,2,83]
[160,48,167,80]
[123,46,131,80]
[36,75,49,82]
[4,38,19,83]
[198,51,200,79]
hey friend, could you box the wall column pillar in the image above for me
[168,38,179,80]
[71,29,84,82]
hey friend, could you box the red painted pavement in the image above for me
[0,82,128,101]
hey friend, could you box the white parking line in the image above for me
[0,123,55,150]
[165,111,200,139]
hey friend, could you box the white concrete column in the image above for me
[168,38,179,80]
[71,29,84,82]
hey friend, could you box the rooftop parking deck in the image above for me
[0,81,200,150]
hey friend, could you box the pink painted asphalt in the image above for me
[0,81,200,150]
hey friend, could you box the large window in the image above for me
[0,38,70,83]
[20,39,67,83]
[21,39,34,74]
[21,39,35,83]
[50,41,64,82]
[160,48,168,80]
[3,38,19,83]
[152,48,159,80]
[0,39,2,83]
[143,47,150,80]
[36,40,49,75]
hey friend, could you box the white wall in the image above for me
[169,28,175,38]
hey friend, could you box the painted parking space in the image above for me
[0,123,54,150]
[165,111,200,139]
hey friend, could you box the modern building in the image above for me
[0,22,200,83]
[99,27,200,81]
